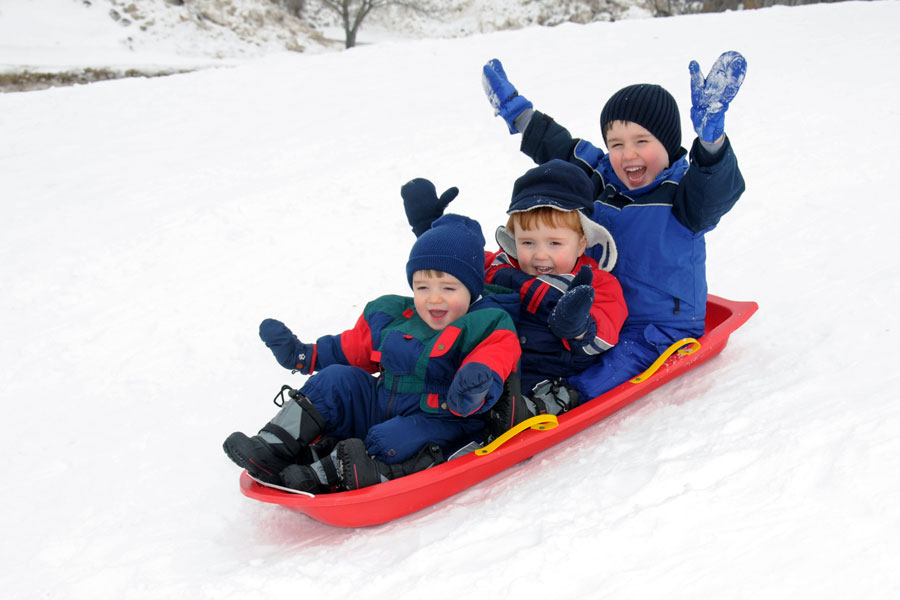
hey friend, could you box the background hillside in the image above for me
[1,0,830,89]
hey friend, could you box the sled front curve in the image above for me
[239,294,758,528]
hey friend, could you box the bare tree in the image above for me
[315,0,435,49]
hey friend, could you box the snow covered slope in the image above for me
[2,1,899,599]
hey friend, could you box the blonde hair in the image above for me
[506,207,584,236]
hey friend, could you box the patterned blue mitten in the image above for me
[689,51,747,143]
[482,59,533,134]
[401,178,459,237]
[259,318,315,374]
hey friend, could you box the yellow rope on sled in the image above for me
[629,338,701,384]
[475,414,559,456]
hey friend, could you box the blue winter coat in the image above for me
[521,111,745,331]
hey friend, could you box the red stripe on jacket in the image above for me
[460,327,521,383]
[338,312,380,373]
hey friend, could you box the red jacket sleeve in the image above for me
[334,312,380,373]
[461,327,521,384]
[584,266,628,350]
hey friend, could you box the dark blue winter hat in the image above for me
[496,160,618,271]
[600,83,682,165]
[406,213,486,300]
[508,159,595,216]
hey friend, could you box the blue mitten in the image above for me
[548,284,595,340]
[447,362,498,417]
[689,51,747,143]
[401,178,459,237]
[482,59,533,134]
[521,264,593,322]
[259,318,315,374]
[568,264,593,289]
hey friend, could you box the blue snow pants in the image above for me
[566,322,704,401]
[298,364,485,464]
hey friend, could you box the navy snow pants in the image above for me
[298,364,485,464]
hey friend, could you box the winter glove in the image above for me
[482,59,533,134]
[689,51,747,143]
[447,362,498,417]
[548,284,595,340]
[401,178,459,237]
[259,318,316,374]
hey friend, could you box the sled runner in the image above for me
[238,294,757,527]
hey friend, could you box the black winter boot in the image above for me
[487,372,535,441]
[280,448,340,494]
[336,438,444,491]
[528,379,580,416]
[223,393,326,484]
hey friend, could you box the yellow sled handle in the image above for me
[475,414,559,456]
[629,338,701,384]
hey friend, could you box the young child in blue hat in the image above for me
[481,51,748,400]
[223,214,521,492]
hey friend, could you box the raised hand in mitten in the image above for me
[259,318,315,374]
[401,178,459,237]
[447,362,500,417]
[548,284,595,340]
[482,59,534,134]
[689,51,747,143]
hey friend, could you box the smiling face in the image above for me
[412,270,471,330]
[604,120,670,190]
[510,210,587,276]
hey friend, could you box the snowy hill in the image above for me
[2,1,900,599]
[0,0,654,89]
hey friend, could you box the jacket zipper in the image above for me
[385,375,399,419]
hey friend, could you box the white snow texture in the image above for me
[2,1,900,599]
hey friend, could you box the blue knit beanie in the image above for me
[600,83,682,165]
[406,214,486,301]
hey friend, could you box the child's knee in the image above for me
[364,423,409,464]
[365,418,440,464]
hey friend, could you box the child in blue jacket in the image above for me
[223,214,521,492]
[481,51,747,400]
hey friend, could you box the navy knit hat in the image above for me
[406,213,486,301]
[600,83,682,165]
[508,159,594,216]
[496,160,618,272]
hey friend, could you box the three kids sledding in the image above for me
[224,50,747,493]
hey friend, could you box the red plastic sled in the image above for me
[239,294,758,527]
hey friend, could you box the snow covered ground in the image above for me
[3,1,900,598]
